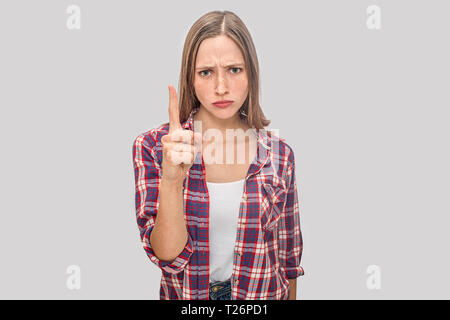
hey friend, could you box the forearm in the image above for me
[150,177,188,262]
[288,279,297,300]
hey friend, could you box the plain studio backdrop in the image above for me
[0,0,448,299]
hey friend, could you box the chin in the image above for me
[208,106,240,119]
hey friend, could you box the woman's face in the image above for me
[193,35,249,122]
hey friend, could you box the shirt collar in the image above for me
[182,107,271,179]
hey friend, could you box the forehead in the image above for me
[195,35,244,65]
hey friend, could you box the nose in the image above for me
[215,72,229,96]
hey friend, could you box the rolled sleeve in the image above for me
[278,147,305,279]
[132,133,194,275]
[143,226,194,274]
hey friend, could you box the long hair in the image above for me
[162,10,271,130]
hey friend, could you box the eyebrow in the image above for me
[195,63,245,70]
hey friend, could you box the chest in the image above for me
[203,135,257,183]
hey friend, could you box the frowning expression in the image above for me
[194,35,249,120]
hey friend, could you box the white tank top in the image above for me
[206,178,246,283]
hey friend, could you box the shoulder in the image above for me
[132,123,170,159]
[133,123,170,150]
[265,130,296,187]
[266,129,295,166]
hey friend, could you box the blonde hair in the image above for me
[163,10,271,130]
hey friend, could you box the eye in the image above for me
[199,70,211,77]
[198,67,243,78]
[230,67,242,74]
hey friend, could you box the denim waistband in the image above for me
[209,278,232,300]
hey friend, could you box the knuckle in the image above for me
[172,143,182,152]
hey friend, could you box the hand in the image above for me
[161,85,202,184]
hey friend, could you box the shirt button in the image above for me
[242,194,247,200]
[234,279,239,285]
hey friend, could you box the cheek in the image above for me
[233,76,248,95]
[193,79,206,97]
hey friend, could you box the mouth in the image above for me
[212,100,234,108]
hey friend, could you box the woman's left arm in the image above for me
[277,146,305,299]
[288,279,297,300]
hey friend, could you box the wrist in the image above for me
[160,176,184,190]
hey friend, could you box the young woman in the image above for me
[132,10,304,300]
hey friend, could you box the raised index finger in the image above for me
[168,85,182,133]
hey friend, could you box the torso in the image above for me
[204,129,257,183]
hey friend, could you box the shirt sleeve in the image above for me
[132,134,194,275]
[278,148,305,279]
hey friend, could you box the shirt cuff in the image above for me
[149,233,194,274]
[282,265,305,279]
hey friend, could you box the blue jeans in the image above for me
[209,278,232,300]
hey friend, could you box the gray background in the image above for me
[0,0,448,299]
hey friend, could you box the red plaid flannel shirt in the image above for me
[132,107,304,300]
